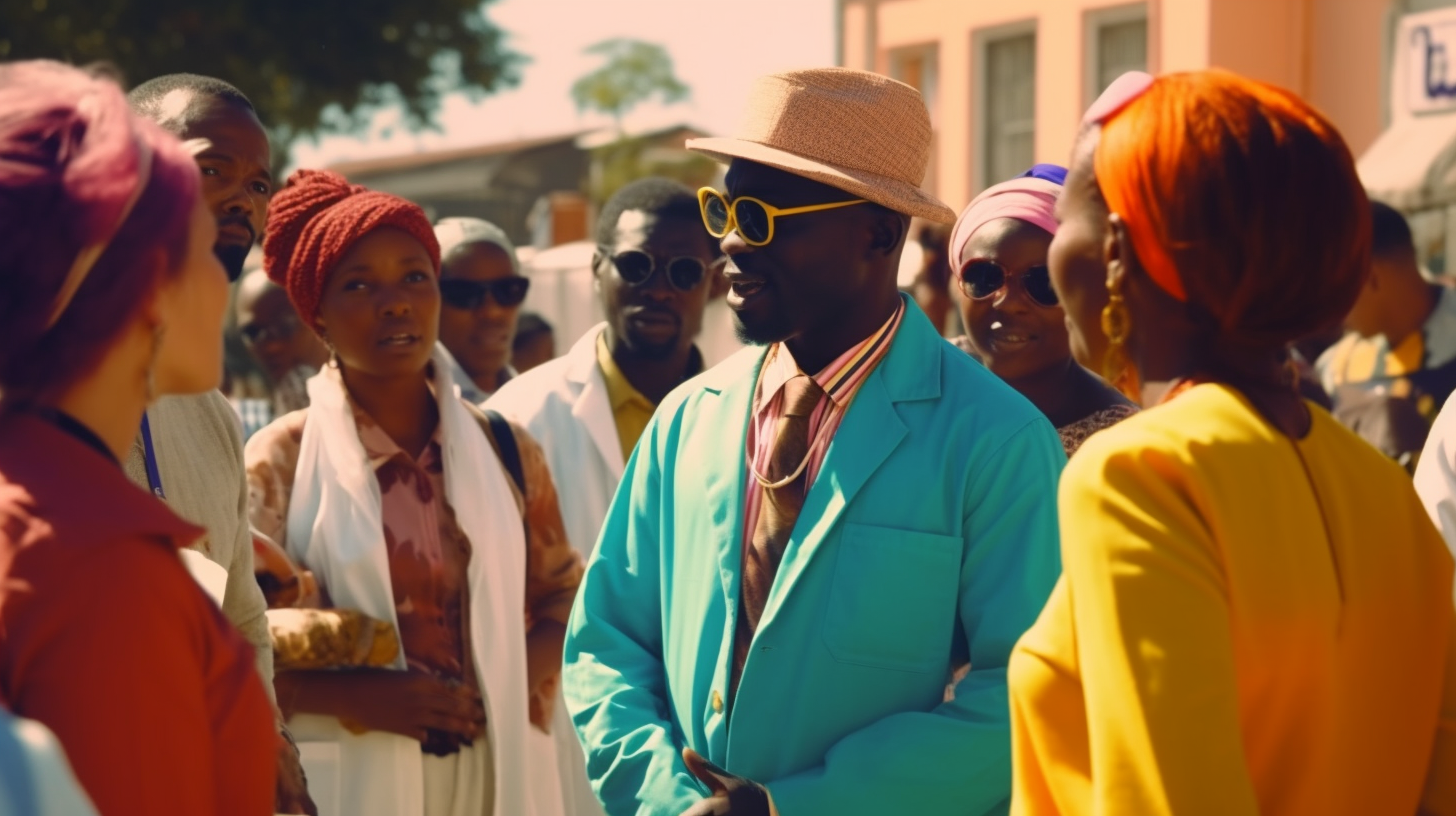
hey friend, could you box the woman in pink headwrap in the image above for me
[949,165,1134,455]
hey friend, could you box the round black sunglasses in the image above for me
[958,260,1059,307]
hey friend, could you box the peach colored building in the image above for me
[838,0,1456,271]
[835,0,1413,207]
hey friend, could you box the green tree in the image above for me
[570,38,688,134]
[571,39,697,206]
[3,0,524,159]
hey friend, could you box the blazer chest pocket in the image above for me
[822,523,961,674]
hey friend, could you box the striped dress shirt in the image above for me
[742,300,906,550]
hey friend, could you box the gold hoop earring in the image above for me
[145,323,166,403]
[1100,278,1140,400]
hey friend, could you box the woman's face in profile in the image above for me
[1048,134,1115,374]
[151,193,230,396]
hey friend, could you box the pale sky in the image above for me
[289,0,837,170]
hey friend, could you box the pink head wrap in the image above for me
[949,175,1063,267]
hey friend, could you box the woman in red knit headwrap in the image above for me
[0,61,276,815]
[1008,70,1456,815]
[245,169,581,816]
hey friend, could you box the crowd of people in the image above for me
[0,54,1453,816]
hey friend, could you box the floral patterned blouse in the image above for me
[245,390,582,727]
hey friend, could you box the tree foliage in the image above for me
[2,0,524,151]
[570,39,688,129]
[589,135,719,208]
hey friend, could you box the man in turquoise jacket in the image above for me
[563,67,1064,816]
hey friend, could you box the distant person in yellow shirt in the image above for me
[1318,200,1456,467]
[1008,69,1456,816]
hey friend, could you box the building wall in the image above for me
[843,0,1389,212]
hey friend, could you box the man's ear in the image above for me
[867,210,909,259]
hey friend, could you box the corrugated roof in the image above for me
[328,131,587,177]
[327,124,711,178]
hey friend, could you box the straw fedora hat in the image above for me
[686,67,956,224]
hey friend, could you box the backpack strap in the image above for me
[484,408,526,498]
[465,402,527,501]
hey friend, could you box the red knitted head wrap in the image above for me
[262,169,440,322]
[1092,70,1370,347]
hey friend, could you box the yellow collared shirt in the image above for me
[596,334,662,464]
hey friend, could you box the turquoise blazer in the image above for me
[563,300,1065,816]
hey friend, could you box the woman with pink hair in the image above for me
[0,61,276,814]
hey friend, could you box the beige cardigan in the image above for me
[123,391,273,697]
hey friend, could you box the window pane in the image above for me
[985,33,1036,187]
[1096,18,1148,95]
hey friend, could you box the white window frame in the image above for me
[973,18,1038,194]
[889,43,940,125]
[1084,2,1150,111]
[889,43,941,196]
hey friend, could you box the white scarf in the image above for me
[284,348,554,816]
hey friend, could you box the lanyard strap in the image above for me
[140,413,166,500]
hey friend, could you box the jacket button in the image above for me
[711,690,724,713]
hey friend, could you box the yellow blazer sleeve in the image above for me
[1060,441,1259,816]
[1425,603,1456,816]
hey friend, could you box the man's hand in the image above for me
[275,727,318,815]
[678,748,773,816]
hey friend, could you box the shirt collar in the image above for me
[341,377,444,471]
[595,332,704,411]
[2,412,204,550]
[757,300,906,413]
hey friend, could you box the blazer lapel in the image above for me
[696,349,767,611]
[758,368,906,626]
[758,301,942,628]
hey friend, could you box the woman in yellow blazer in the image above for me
[1008,69,1456,816]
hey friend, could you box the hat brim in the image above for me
[686,137,957,224]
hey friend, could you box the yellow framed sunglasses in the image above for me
[697,187,868,247]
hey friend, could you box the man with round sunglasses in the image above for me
[562,69,1063,816]
[948,165,1135,457]
[488,178,716,559]
[434,217,531,403]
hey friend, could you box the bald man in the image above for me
[236,269,329,418]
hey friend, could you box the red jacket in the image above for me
[0,412,276,815]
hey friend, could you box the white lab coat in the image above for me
[485,325,620,816]
[1415,393,1456,603]
[486,324,625,561]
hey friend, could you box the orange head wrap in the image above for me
[1091,69,1370,350]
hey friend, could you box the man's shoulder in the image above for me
[923,336,1048,430]
[655,345,764,417]
[147,390,244,452]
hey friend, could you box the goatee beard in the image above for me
[215,244,250,283]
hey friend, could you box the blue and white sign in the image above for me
[1404,8,1456,117]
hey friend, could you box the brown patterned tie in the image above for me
[732,373,825,696]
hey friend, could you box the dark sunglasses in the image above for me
[958,260,1059,308]
[602,248,712,292]
[438,277,531,310]
[240,313,299,345]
